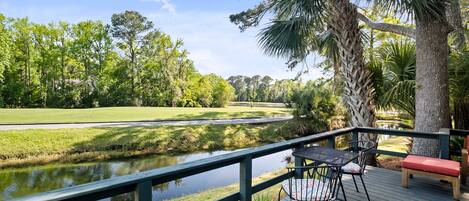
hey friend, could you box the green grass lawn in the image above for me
[0,106,291,124]
[0,121,298,168]
[378,136,410,153]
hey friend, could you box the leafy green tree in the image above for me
[257,75,273,102]
[0,12,232,109]
[227,75,248,101]
[289,79,340,134]
[0,14,11,106]
[111,10,154,106]
[207,74,235,107]
[71,20,113,107]
[4,18,38,107]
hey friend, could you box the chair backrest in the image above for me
[348,140,377,173]
[284,165,341,201]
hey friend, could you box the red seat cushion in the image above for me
[402,155,460,177]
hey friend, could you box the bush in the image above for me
[288,79,342,134]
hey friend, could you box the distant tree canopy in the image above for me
[227,75,301,103]
[0,11,234,108]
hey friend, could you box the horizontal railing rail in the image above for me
[450,129,469,137]
[14,127,465,201]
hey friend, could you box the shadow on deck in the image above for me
[337,166,469,201]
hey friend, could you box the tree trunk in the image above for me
[446,0,466,50]
[412,14,451,157]
[328,0,376,128]
[454,97,469,130]
[327,0,377,164]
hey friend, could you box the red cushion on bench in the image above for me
[402,155,460,177]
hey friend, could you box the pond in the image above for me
[0,148,292,200]
[0,121,409,200]
[376,120,412,141]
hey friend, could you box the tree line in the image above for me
[0,11,234,108]
[227,75,303,103]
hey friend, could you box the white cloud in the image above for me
[142,0,176,13]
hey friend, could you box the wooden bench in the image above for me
[401,155,461,199]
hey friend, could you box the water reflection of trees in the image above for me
[0,155,179,200]
[0,163,112,200]
[2,150,290,200]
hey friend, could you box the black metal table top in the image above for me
[292,146,359,166]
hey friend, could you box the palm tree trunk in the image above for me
[412,13,451,157]
[327,0,377,164]
[327,0,376,128]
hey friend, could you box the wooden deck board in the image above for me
[281,166,469,201]
[340,166,464,201]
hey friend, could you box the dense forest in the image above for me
[0,11,234,108]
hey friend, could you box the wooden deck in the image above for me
[337,166,469,201]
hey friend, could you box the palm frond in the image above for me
[369,0,447,20]
[270,0,326,24]
[257,0,327,59]
[376,40,416,117]
[258,17,315,59]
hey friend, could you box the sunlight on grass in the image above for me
[0,121,298,168]
[0,106,291,124]
[379,136,410,153]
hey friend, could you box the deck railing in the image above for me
[14,127,467,201]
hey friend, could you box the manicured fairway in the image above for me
[0,106,290,124]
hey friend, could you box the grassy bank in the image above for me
[0,121,298,168]
[0,106,290,124]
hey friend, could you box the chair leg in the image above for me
[360,175,371,201]
[277,188,282,201]
[339,177,348,201]
[402,168,409,187]
[452,177,461,200]
[352,175,360,192]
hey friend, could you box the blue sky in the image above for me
[0,0,325,80]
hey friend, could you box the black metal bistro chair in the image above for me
[278,165,342,201]
[340,140,377,201]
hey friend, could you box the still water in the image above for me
[0,149,292,200]
[1,121,407,200]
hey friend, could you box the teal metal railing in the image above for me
[14,127,465,201]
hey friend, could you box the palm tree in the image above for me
[231,0,377,145]
[232,0,454,157]
[376,41,416,118]
[449,49,469,130]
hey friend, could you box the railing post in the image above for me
[240,156,252,201]
[438,128,450,159]
[135,181,152,201]
[295,143,304,178]
[328,135,336,149]
[352,130,359,152]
